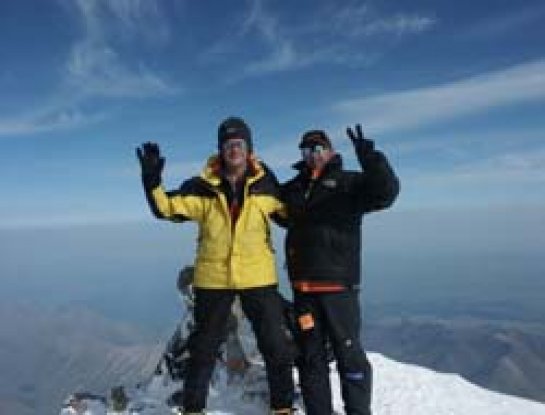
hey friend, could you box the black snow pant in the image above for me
[294,289,373,415]
[180,285,295,412]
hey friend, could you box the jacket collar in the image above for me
[292,153,343,178]
[200,154,264,187]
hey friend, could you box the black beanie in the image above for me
[299,130,332,149]
[217,117,253,153]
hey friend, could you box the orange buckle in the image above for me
[298,313,315,331]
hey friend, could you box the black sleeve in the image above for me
[271,212,288,228]
[353,150,400,213]
[260,162,289,228]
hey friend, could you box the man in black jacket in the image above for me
[281,125,399,415]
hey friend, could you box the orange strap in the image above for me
[293,281,346,293]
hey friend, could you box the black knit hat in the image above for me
[218,117,253,153]
[299,130,332,149]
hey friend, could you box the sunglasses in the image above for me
[301,144,327,158]
[222,139,248,152]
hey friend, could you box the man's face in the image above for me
[301,143,333,170]
[221,137,248,170]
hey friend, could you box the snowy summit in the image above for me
[60,280,545,415]
[60,351,545,415]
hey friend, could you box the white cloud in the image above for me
[73,0,169,44]
[334,59,545,134]
[66,40,173,98]
[245,42,298,74]
[0,0,177,136]
[66,0,177,98]
[328,4,435,38]
[0,102,106,136]
[210,0,435,79]
[107,0,168,41]
[413,148,545,186]
[239,0,301,76]
[395,146,545,212]
[204,0,329,76]
[356,14,436,37]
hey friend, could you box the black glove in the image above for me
[136,142,165,188]
[346,124,374,169]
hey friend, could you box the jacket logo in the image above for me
[322,179,337,188]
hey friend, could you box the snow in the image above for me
[60,352,545,415]
[59,287,545,414]
[370,353,545,415]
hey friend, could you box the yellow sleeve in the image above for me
[253,193,287,227]
[272,198,288,228]
[149,185,205,222]
[271,196,288,219]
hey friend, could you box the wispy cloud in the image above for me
[99,0,169,43]
[391,145,545,210]
[356,14,435,37]
[249,1,434,75]
[204,0,306,79]
[407,147,545,191]
[65,0,177,98]
[68,0,170,45]
[0,97,109,136]
[327,3,435,38]
[207,0,435,80]
[334,59,545,134]
[66,40,173,98]
[0,0,177,137]
[241,0,300,75]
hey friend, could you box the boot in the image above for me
[170,408,204,415]
[271,408,294,415]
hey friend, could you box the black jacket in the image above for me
[281,151,399,286]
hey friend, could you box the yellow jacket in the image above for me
[146,155,286,289]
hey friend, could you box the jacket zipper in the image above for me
[304,178,316,201]
[216,190,234,286]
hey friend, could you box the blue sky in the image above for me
[1,0,545,329]
[0,0,544,227]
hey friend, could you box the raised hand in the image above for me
[346,124,374,169]
[136,142,165,187]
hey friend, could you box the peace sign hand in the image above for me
[346,124,374,168]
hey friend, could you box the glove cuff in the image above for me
[142,173,162,190]
[357,150,382,171]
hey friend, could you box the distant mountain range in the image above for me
[366,316,545,403]
[1,304,544,414]
[0,304,162,415]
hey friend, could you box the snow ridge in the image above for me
[60,352,545,415]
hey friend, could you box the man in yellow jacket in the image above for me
[136,117,294,415]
